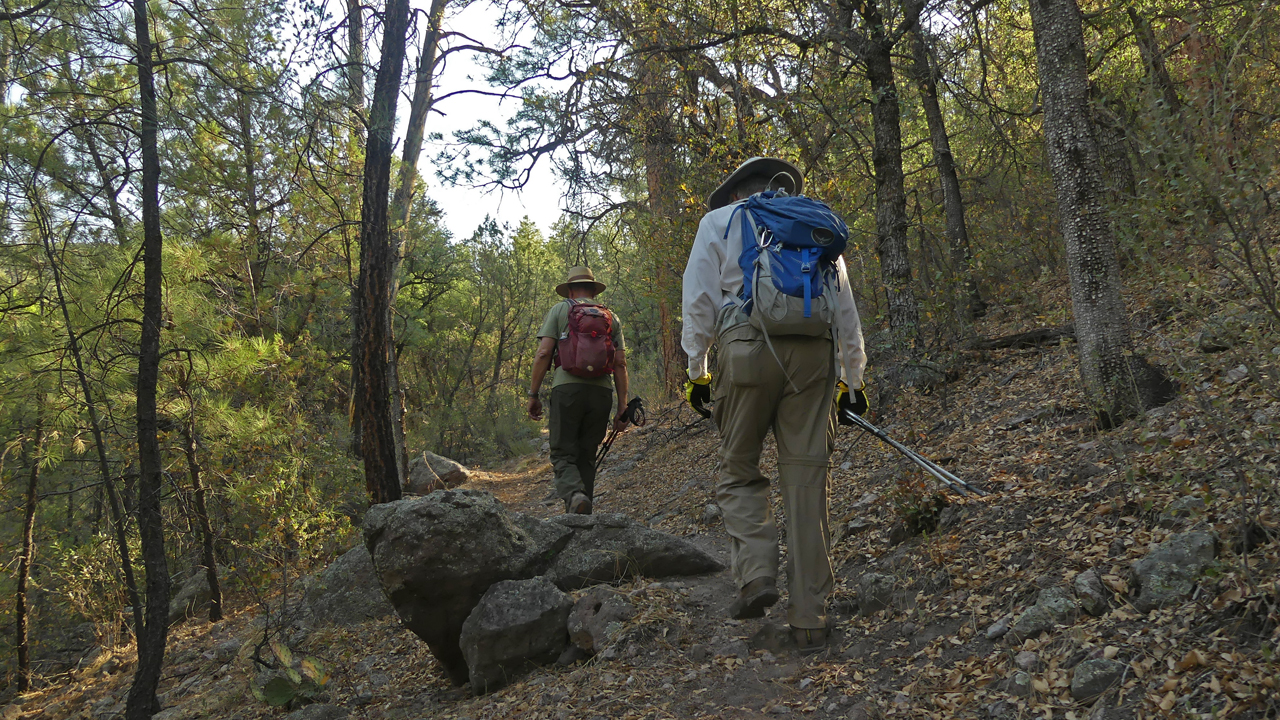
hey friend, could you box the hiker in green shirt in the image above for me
[527,267,629,514]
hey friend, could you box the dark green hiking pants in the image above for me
[549,383,614,501]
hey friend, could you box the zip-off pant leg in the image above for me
[714,332,836,628]
[549,384,614,500]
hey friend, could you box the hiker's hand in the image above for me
[527,395,543,421]
[612,413,629,433]
[837,381,868,424]
[685,374,712,419]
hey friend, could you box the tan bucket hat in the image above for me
[707,156,804,210]
[555,266,607,298]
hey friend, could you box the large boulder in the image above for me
[459,578,573,694]
[404,452,472,494]
[363,490,572,683]
[168,566,227,626]
[1130,531,1218,612]
[544,513,726,589]
[304,545,394,626]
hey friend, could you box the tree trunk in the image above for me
[347,0,367,458]
[859,1,921,346]
[16,414,43,692]
[354,0,411,504]
[239,95,267,329]
[910,29,986,320]
[182,419,222,622]
[386,0,449,482]
[127,0,171,714]
[33,183,144,638]
[1030,0,1166,424]
[1127,8,1182,113]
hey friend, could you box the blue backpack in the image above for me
[728,191,850,337]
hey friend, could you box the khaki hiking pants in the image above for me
[713,329,836,630]
[549,383,614,500]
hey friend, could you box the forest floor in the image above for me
[9,277,1280,720]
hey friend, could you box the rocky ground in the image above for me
[6,278,1280,720]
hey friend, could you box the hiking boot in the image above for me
[791,626,828,655]
[728,577,780,619]
[567,492,593,515]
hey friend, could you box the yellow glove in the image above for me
[685,373,712,418]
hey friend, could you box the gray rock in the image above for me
[168,565,227,625]
[544,513,725,589]
[1129,531,1218,612]
[1071,658,1126,701]
[284,705,350,720]
[566,587,635,654]
[688,644,710,662]
[1157,496,1207,528]
[1013,650,1040,672]
[748,624,793,654]
[701,503,723,524]
[985,615,1012,640]
[857,573,896,615]
[404,451,471,494]
[1005,671,1033,697]
[1010,586,1078,641]
[209,639,242,663]
[1073,568,1110,617]
[304,545,395,626]
[459,577,573,694]
[152,710,183,720]
[362,490,572,684]
[715,639,750,659]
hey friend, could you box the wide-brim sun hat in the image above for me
[555,266,607,298]
[707,156,804,210]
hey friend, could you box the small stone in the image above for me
[1071,658,1126,701]
[768,705,792,715]
[1014,651,1040,672]
[1005,671,1033,697]
[688,644,710,662]
[799,678,814,690]
[985,615,1012,640]
[701,504,723,524]
[1074,568,1110,617]
[556,645,588,666]
[857,573,896,615]
[1225,365,1249,384]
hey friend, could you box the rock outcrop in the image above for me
[404,452,472,495]
[1009,586,1078,642]
[363,490,723,685]
[566,587,636,654]
[303,545,394,626]
[362,490,570,683]
[1129,531,1217,612]
[544,513,725,589]
[459,578,573,693]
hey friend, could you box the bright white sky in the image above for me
[414,0,566,240]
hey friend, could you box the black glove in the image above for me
[685,375,712,419]
[837,381,869,425]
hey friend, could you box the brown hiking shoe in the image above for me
[792,626,828,654]
[567,492,593,515]
[729,577,780,619]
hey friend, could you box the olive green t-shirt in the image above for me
[538,299,625,389]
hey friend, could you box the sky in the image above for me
[414,0,567,241]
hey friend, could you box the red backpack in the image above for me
[554,301,616,378]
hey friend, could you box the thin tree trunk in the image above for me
[347,0,367,458]
[32,183,143,637]
[16,413,43,692]
[182,419,222,622]
[239,96,267,330]
[1127,9,1182,113]
[385,0,449,482]
[355,0,411,504]
[127,0,171,714]
[858,0,921,346]
[1030,0,1163,423]
[910,28,985,320]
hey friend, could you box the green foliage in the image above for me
[887,473,949,536]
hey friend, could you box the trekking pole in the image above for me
[841,410,986,497]
[595,397,646,471]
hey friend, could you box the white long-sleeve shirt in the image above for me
[680,200,867,387]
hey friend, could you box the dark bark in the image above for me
[856,0,921,346]
[127,0,171,714]
[16,415,43,692]
[347,0,367,458]
[910,29,986,320]
[239,96,267,322]
[182,420,222,622]
[354,0,411,504]
[1089,85,1136,196]
[386,0,449,481]
[1030,0,1168,423]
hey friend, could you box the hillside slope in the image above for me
[9,278,1280,720]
